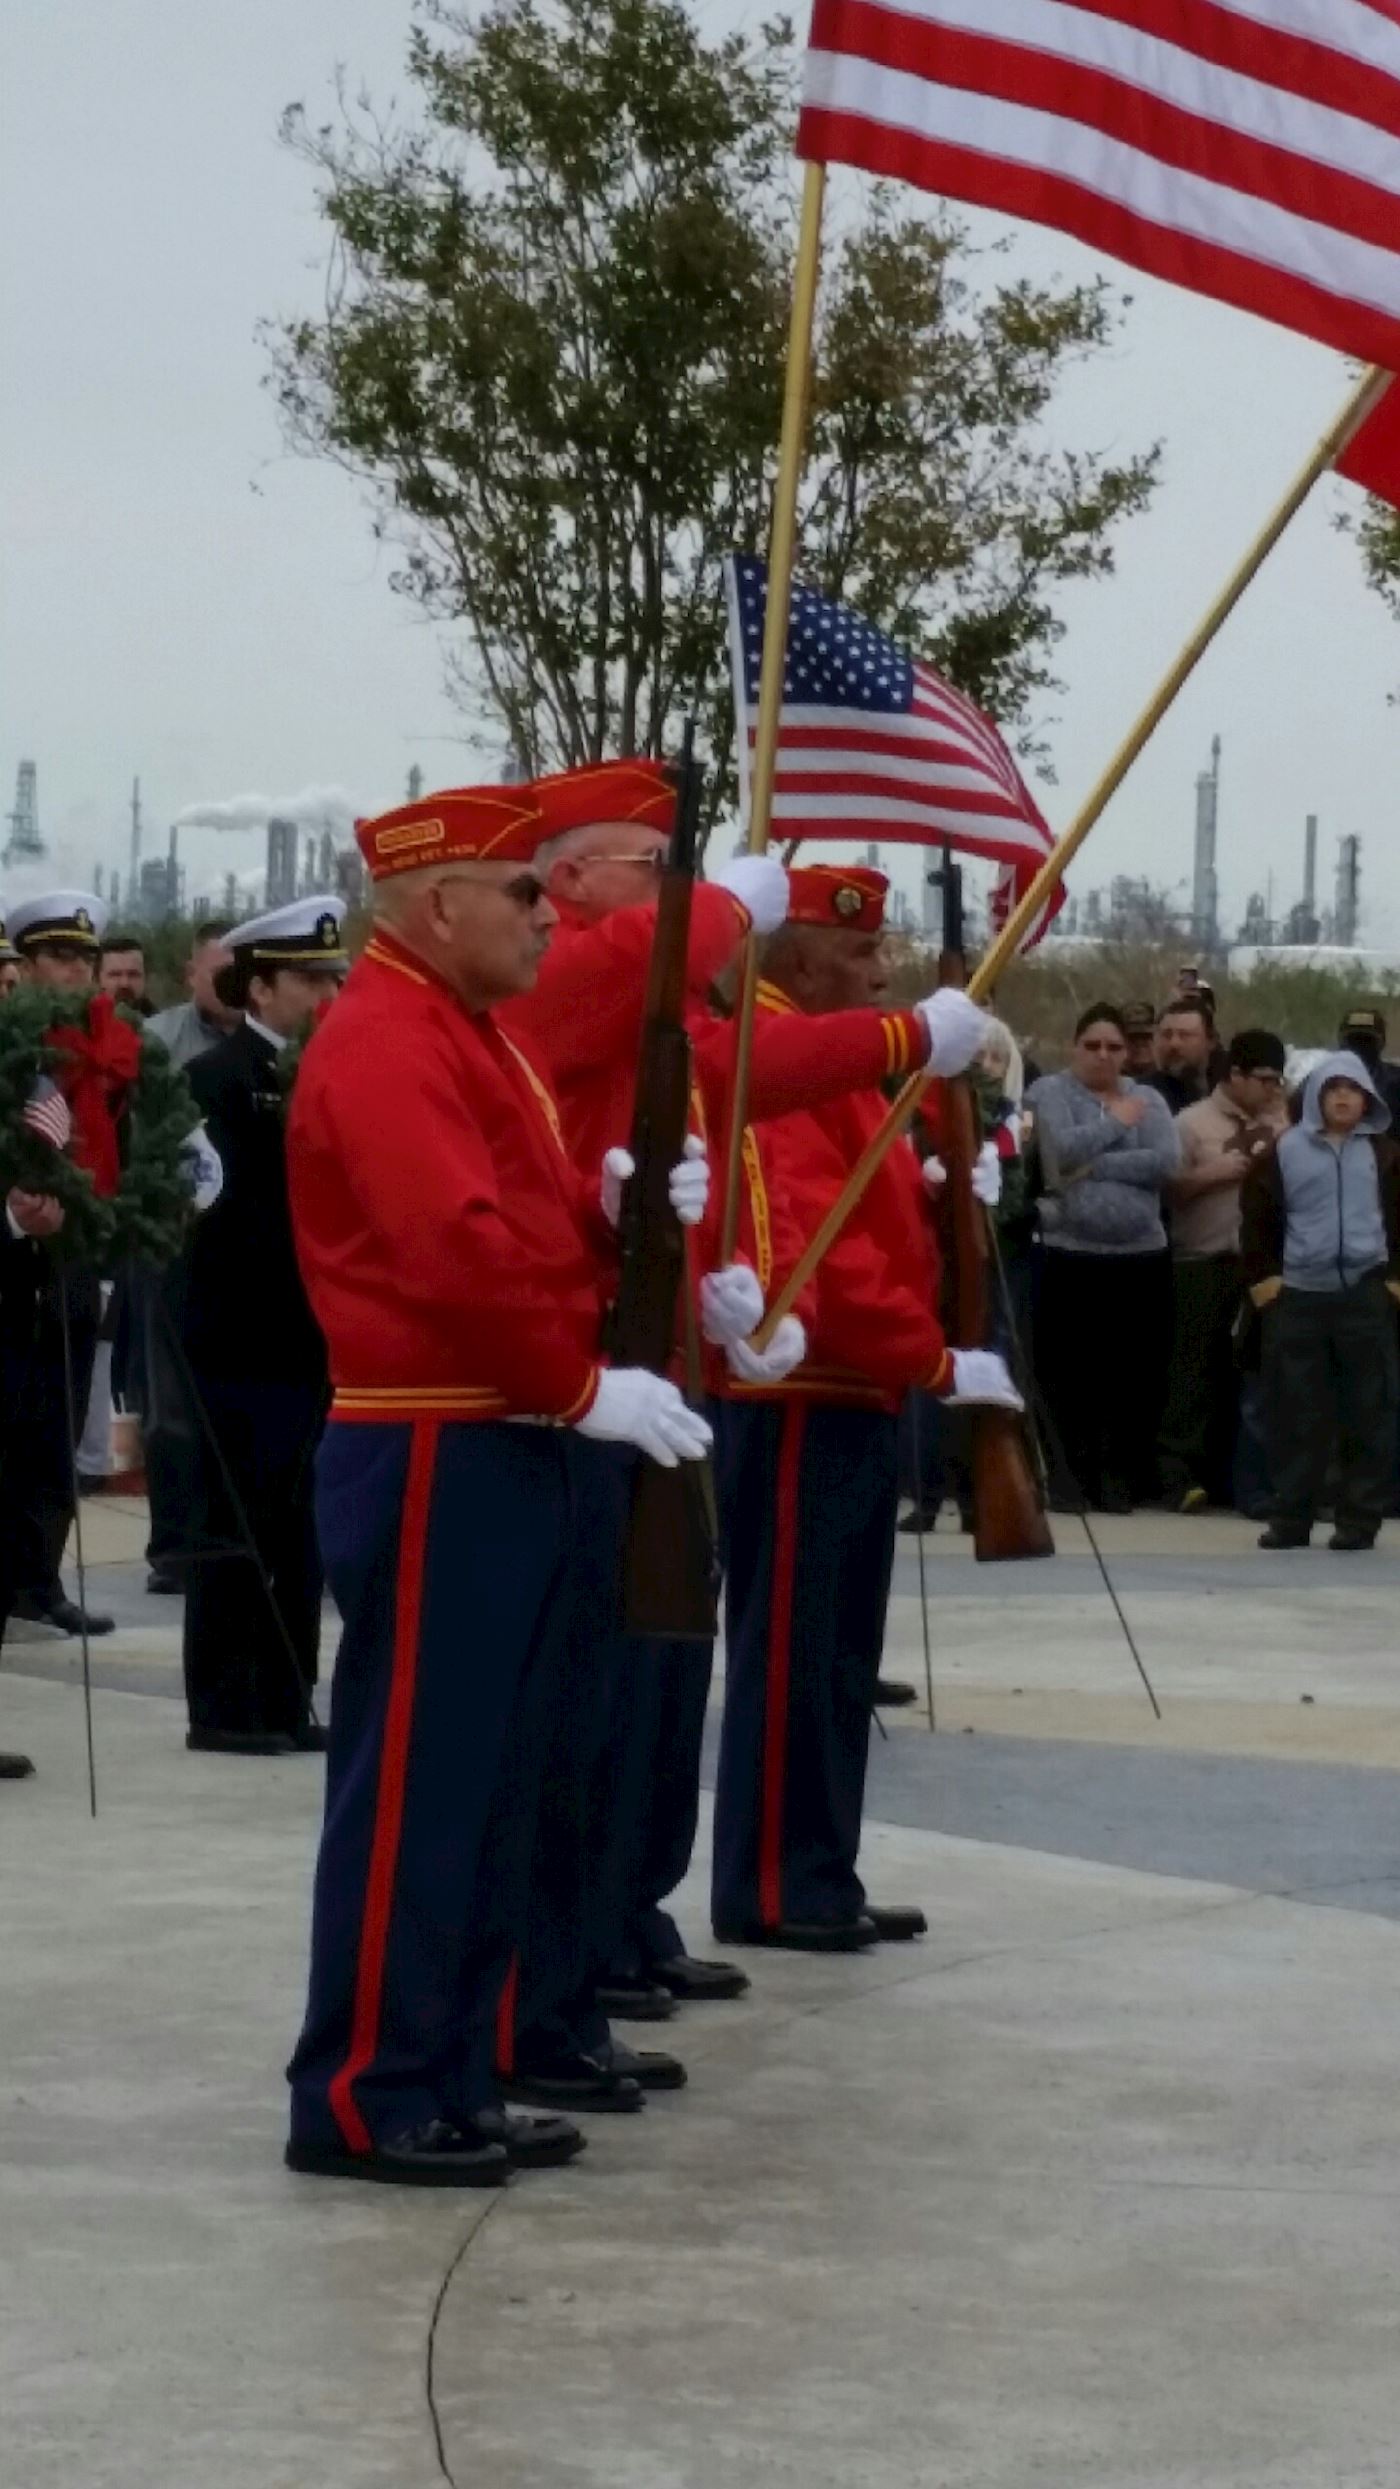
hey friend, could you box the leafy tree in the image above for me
[1355,491,1400,660]
[267,0,1159,827]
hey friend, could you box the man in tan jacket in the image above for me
[1158,1029,1288,1512]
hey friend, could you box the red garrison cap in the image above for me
[787,863,889,934]
[530,760,674,842]
[354,787,543,882]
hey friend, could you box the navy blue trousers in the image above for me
[505,1441,630,2069]
[592,1631,716,1981]
[287,1419,591,2152]
[711,1399,899,1932]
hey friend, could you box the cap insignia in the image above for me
[317,912,339,949]
[75,908,93,933]
[833,885,864,920]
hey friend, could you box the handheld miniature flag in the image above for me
[22,1076,74,1151]
[726,554,1064,946]
[798,1,1400,372]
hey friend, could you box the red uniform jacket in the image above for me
[288,931,609,1425]
[499,883,745,1180]
[720,983,951,1413]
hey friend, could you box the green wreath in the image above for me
[0,988,202,1269]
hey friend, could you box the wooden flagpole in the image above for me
[718,159,827,1261]
[752,360,1391,1346]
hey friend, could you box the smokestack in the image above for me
[129,776,142,901]
[1303,814,1318,913]
[1191,735,1220,949]
[1335,835,1360,948]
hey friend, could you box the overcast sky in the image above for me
[4,1,1399,938]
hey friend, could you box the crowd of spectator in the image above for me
[905,972,1400,1554]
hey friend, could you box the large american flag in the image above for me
[725,553,1063,944]
[798,1,1400,374]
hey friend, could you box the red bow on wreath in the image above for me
[47,995,143,1199]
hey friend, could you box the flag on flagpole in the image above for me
[798,1,1400,373]
[1337,375,1400,506]
[725,553,1064,946]
[21,1077,74,1152]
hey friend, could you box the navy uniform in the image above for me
[178,899,347,1754]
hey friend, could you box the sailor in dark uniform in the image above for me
[178,898,347,1755]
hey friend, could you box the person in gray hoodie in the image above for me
[1028,1003,1180,1511]
[1240,1051,1400,1551]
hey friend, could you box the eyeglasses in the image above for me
[578,849,666,875]
[1248,1069,1283,1088]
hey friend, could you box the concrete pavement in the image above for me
[3,1503,1400,2485]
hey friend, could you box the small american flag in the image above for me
[725,554,1063,946]
[23,1076,74,1151]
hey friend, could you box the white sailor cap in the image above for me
[226,894,349,971]
[7,890,110,955]
[0,910,17,965]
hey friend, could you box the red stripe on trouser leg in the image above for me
[327,1418,441,2154]
[494,1955,519,2078]
[758,1404,806,1929]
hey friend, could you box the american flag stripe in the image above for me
[799,0,1400,371]
[726,554,1063,945]
[22,1079,73,1150]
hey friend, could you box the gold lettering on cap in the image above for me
[377,817,447,856]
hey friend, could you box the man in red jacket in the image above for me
[710,866,1020,1953]
[282,785,712,2189]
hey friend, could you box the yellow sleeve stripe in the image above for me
[880,1014,912,1078]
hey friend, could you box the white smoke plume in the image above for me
[173,784,361,836]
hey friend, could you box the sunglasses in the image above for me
[438,869,549,910]
[1079,1037,1126,1054]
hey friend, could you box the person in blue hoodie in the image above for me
[1240,1051,1400,1551]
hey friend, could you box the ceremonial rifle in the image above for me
[929,848,1053,1565]
[608,723,720,1639]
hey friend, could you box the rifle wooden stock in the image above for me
[936,925,1053,1566]
[609,737,721,1640]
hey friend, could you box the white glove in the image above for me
[181,1122,224,1213]
[600,1145,634,1230]
[726,1316,808,1384]
[713,852,790,936]
[602,1137,709,1229]
[942,1348,1023,1411]
[915,988,991,1079]
[574,1369,714,1467]
[972,1139,1002,1208]
[669,1133,709,1227]
[921,1154,948,1196]
[700,1261,765,1347]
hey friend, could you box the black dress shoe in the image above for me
[146,1567,184,1595]
[874,1677,918,1708]
[0,1752,35,1780]
[1258,1524,1311,1550]
[712,1916,878,1954]
[896,1503,939,1534]
[285,2117,511,2189]
[502,2052,645,2114]
[602,2040,688,2091]
[41,1598,115,1637]
[650,1954,750,2003]
[864,1903,927,1941]
[288,1720,329,1753]
[186,1727,296,1756]
[1328,1528,1378,1552]
[592,1976,678,2022]
[468,2107,586,2167]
